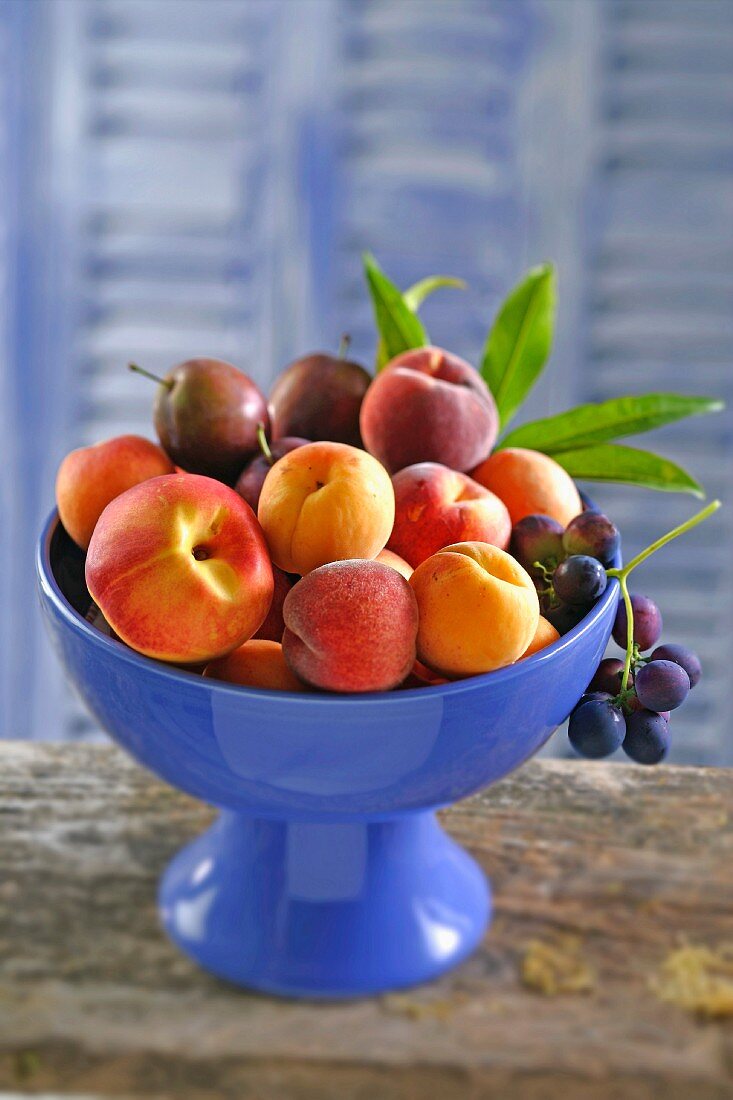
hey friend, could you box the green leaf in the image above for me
[501,393,725,452]
[551,444,705,497]
[403,275,467,312]
[374,274,466,369]
[480,263,556,429]
[363,253,427,369]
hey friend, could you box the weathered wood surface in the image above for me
[1,743,733,1100]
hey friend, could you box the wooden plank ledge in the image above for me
[1,743,732,1099]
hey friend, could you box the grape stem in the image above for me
[257,422,274,465]
[606,499,721,693]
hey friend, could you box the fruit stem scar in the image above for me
[257,422,274,466]
[192,546,210,561]
[128,362,173,390]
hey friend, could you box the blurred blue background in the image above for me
[2,0,731,761]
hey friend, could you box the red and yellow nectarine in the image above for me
[86,474,273,664]
[56,434,174,550]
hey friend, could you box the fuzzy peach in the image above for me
[86,474,273,664]
[56,434,175,549]
[409,541,539,677]
[258,441,394,574]
[376,548,413,580]
[282,560,418,692]
[204,640,306,692]
[520,615,560,659]
[360,346,498,474]
[470,447,582,527]
[387,462,511,568]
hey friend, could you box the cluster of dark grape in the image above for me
[569,598,700,765]
[511,509,620,632]
[511,507,702,766]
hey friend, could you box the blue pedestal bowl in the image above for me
[38,512,619,998]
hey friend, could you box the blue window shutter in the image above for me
[576,0,733,763]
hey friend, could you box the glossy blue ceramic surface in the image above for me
[38,511,619,997]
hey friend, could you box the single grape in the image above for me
[622,709,671,765]
[543,600,587,635]
[588,657,627,696]
[563,511,620,567]
[635,659,690,712]
[568,695,626,759]
[612,593,662,652]
[650,643,702,689]
[553,555,608,606]
[510,514,565,577]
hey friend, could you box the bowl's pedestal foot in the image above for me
[159,809,491,998]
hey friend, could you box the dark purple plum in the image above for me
[622,709,671,765]
[568,695,626,759]
[612,593,662,652]
[562,511,620,567]
[635,659,690,712]
[235,435,309,512]
[650,643,702,689]
[510,514,565,577]
[553,555,607,606]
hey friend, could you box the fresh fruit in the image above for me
[568,695,626,759]
[622,709,671,765]
[510,514,565,578]
[204,640,306,692]
[86,474,274,664]
[359,346,499,474]
[520,615,560,659]
[634,659,690,712]
[612,593,662,651]
[268,345,371,447]
[55,434,175,550]
[403,659,448,687]
[562,511,620,567]
[553,555,607,607]
[257,441,394,574]
[282,560,418,692]
[471,447,583,528]
[588,657,627,696]
[542,600,586,635]
[235,429,308,512]
[375,548,413,580]
[409,542,539,677]
[649,643,702,688]
[387,462,511,569]
[130,358,268,483]
[253,565,294,642]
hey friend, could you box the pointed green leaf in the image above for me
[403,275,467,312]
[374,274,466,369]
[480,263,556,429]
[363,253,427,369]
[551,444,705,497]
[501,393,725,452]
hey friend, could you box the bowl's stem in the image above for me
[159,809,491,998]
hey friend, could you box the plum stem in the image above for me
[257,422,274,465]
[128,362,173,390]
[606,499,721,694]
[338,334,351,359]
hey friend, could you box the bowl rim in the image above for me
[37,509,620,708]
